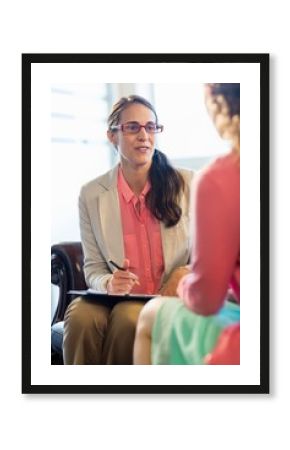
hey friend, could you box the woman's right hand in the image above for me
[107,259,140,295]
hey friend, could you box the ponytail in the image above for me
[146,149,185,228]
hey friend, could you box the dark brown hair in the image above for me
[108,95,185,227]
[209,83,240,117]
[206,84,240,153]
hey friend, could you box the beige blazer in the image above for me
[79,164,194,292]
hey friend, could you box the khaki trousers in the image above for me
[63,296,144,365]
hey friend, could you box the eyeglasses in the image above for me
[110,121,164,134]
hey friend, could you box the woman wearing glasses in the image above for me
[63,95,193,364]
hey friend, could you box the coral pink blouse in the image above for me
[178,152,240,315]
[117,168,164,294]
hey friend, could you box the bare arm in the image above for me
[178,169,239,315]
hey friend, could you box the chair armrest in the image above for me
[51,241,86,324]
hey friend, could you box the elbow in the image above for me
[184,288,224,316]
[179,273,227,316]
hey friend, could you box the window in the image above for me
[51,83,114,244]
[152,83,230,170]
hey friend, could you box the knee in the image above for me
[64,297,109,335]
[136,297,166,337]
[109,302,143,333]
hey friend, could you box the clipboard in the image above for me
[67,288,159,307]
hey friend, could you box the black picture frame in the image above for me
[22,53,269,394]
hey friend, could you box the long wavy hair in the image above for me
[107,95,185,227]
[205,83,240,155]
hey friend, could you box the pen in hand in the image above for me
[109,260,140,286]
[109,260,126,271]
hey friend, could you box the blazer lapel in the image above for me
[98,167,125,267]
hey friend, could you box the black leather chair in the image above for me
[51,242,86,364]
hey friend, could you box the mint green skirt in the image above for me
[152,298,240,365]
